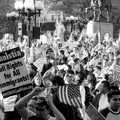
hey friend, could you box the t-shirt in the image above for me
[98,94,109,111]
[18,108,56,120]
[101,108,120,120]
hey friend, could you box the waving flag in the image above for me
[33,57,46,72]
[32,72,42,86]
[58,85,82,108]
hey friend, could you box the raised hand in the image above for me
[31,87,45,96]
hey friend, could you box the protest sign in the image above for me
[3,95,17,112]
[0,47,32,97]
[86,104,106,120]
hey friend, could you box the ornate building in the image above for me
[0,0,15,39]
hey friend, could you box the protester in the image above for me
[15,87,66,120]
[92,81,110,111]
[0,14,120,120]
[100,90,120,120]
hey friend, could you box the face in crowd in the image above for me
[27,97,49,119]
[64,70,75,84]
[108,91,120,112]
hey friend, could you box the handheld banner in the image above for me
[86,104,106,120]
[0,47,32,97]
[3,95,17,112]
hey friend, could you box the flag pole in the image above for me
[97,1,102,68]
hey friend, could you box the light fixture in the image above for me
[35,0,44,10]
[14,0,24,10]
[14,0,44,47]
[24,0,35,11]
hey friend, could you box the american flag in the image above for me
[58,85,82,108]
[32,72,42,86]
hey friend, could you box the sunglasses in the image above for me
[111,97,120,102]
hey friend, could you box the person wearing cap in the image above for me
[100,90,120,120]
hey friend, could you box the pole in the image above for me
[98,2,102,68]
[38,9,41,39]
[34,0,36,27]
[27,12,31,47]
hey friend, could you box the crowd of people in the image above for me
[0,19,120,120]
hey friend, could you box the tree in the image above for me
[44,0,90,16]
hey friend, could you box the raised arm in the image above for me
[14,87,44,119]
[47,94,66,120]
[15,87,44,109]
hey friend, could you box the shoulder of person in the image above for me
[15,107,36,120]
[100,107,110,118]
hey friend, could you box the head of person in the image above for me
[73,62,81,74]
[97,81,110,94]
[109,52,114,60]
[27,97,49,119]
[87,65,94,73]
[52,76,65,86]
[74,58,80,64]
[94,65,102,73]
[43,71,54,87]
[64,70,74,84]
[86,73,96,90]
[107,90,120,112]
[57,69,66,79]
[46,55,51,63]
[60,50,65,56]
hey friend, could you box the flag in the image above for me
[113,57,120,82]
[32,72,42,86]
[58,85,82,108]
[33,57,46,72]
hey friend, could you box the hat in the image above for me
[46,48,54,55]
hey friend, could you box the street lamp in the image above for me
[14,0,44,47]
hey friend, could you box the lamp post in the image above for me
[6,11,19,41]
[14,0,44,47]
